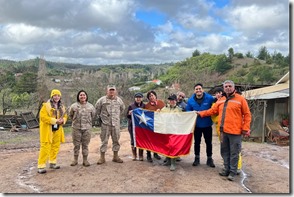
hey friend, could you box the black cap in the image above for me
[134,92,143,98]
[168,94,177,100]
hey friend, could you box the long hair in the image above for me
[77,90,88,102]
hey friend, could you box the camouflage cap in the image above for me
[107,85,116,90]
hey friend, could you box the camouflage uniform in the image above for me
[95,95,125,153]
[69,102,96,157]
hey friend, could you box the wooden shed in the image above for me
[242,72,289,143]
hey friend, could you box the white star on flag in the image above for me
[135,111,150,125]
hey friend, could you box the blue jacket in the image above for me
[186,92,215,128]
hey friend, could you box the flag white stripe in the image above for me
[154,112,197,134]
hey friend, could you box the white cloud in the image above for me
[0,0,290,65]
[226,4,288,36]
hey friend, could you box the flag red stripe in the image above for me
[135,127,193,157]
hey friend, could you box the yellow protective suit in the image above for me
[37,102,67,169]
[211,103,242,170]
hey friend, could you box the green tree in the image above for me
[245,51,254,58]
[257,46,270,61]
[228,47,234,62]
[11,92,31,109]
[192,49,201,57]
[235,53,244,58]
[0,71,15,89]
[14,72,37,93]
[213,55,232,74]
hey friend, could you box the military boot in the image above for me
[97,152,105,165]
[138,149,144,161]
[70,155,79,166]
[83,155,90,167]
[131,146,137,161]
[112,151,123,163]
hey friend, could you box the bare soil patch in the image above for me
[0,127,290,194]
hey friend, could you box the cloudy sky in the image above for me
[0,0,291,65]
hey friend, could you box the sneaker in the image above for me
[49,163,60,169]
[147,156,153,163]
[227,172,236,181]
[38,168,46,174]
[219,169,230,176]
[237,169,241,175]
[153,153,161,160]
[206,158,215,168]
[192,157,199,166]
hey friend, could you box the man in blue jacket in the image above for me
[186,83,216,168]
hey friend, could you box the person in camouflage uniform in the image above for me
[95,85,125,164]
[69,90,96,167]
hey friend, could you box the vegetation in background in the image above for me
[0,46,289,115]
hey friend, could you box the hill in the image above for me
[0,53,289,114]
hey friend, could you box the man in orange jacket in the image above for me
[198,80,251,181]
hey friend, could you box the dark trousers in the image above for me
[128,127,134,146]
[194,126,213,157]
[221,133,241,174]
[146,150,158,157]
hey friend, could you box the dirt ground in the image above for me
[0,126,290,194]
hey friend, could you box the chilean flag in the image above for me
[132,108,197,158]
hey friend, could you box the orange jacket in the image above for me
[199,92,251,135]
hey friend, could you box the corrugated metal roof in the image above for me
[242,83,289,99]
[245,88,289,100]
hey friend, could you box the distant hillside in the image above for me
[159,53,289,96]
[0,53,289,114]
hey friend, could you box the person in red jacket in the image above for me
[144,90,165,162]
[197,80,251,181]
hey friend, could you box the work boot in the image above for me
[70,155,79,166]
[170,158,176,171]
[138,149,144,161]
[83,155,90,167]
[112,151,123,163]
[192,156,200,166]
[227,172,236,181]
[206,157,215,168]
[49,163,60,169]
[146,151,153,163]
[219,168,230,176]
[97,152,105,165]
[153,153,161,160]
[131,146,137,161]
[38,168,46,174]
[162,157,171,166]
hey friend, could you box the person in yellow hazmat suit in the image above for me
[37,89,67,174]
[211,87,242,175]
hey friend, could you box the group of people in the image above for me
[37,85,125,174]
[37,80,251,182]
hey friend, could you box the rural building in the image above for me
[242,72,289,143]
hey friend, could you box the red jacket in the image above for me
[199,92,251,135]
